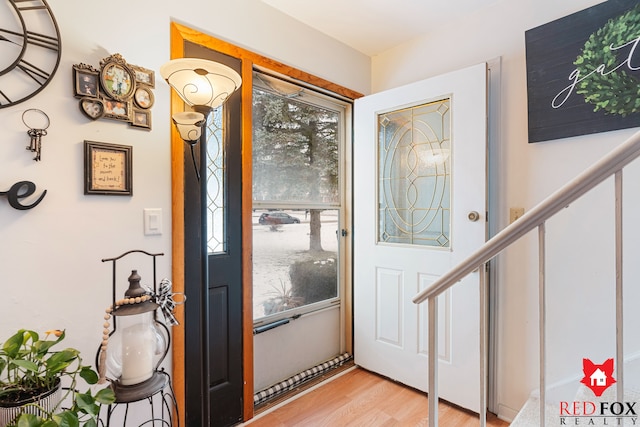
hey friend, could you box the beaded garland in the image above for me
[98,294,153,384]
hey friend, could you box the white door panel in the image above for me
[354,63,487,412]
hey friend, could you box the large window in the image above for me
[252,71,347,321]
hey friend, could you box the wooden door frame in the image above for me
[169,22,363,424]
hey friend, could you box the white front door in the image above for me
[354,63,487,413]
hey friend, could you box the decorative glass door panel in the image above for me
[378,99,451,247]
[207,106,226,254]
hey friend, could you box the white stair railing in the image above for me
[412,130,640,427]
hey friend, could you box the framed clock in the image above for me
[0,0,61,108]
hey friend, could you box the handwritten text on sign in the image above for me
[553,35,640,109]
[91,149,126,191]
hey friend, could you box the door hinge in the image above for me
[341,229,348,237]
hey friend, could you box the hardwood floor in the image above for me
[246,367,510,426]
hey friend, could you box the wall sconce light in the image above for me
[160,58,242,180]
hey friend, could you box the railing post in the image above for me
[539,222,546,427]
[480,263,488,427]
[615,171,624,400]
[428,296,438,427]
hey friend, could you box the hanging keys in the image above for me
[22,109,50,162]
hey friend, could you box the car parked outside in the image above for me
[259,212,301,225]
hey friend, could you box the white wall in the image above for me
[0,0,369,423]
[371,0,640,421]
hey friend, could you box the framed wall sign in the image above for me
[84,141,132,195]
[525,0,640,143]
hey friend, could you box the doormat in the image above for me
[254,353,352,406]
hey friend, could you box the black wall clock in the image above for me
[0,0,61,108]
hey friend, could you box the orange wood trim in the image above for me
[240,58,255,422]
[169,22,186,427]
[171,22,364,100]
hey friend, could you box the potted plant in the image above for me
[0,329,115,427]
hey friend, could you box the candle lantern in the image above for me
[98,251,176,403]
[105,270,166,386]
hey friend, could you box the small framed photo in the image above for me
[131,109,151,130]
[132,65,155,88]
[134,86,154,109]
[100,60,135,101]
[103,99,131,121]
[73,65,99,98]
[84,141,132,196]
[80,97,105,120]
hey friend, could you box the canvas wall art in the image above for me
[526,0,640,143]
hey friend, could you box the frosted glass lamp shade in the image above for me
[172,111,205,142]
[160,58,242,110]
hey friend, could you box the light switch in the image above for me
[144,208,162,235]
[509,207,525,224]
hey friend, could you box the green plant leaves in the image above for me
[74,392,99,416]
[14,413,41,427]
[2,330,27,358]
[78,367,98,385]
[10,359,38,373]
[53,411,79,427]
[1,329,112,427]
[94,388,115,405]
[45,349,79,375]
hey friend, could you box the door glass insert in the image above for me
[207,106,226,254]
[378,99,451,247]
[252,71,346,321]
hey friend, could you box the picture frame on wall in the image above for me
[131,109,151,130]
[73,64,99,98]
[79,97,105,120]
[134,86,154,109]
[100,57,136,102]
[131,65,155,88]
[84,141,132,196]
[103,99,131,122]
[73,54,155,129]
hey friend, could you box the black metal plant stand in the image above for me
[97,250,180,427]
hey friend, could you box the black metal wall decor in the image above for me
[525,0,640,143]
[0,0,62,108]
[0,181,47,210]
[73,54,155,130]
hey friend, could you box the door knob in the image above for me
[468,211,480,222]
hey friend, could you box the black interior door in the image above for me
[183,42,243,427]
